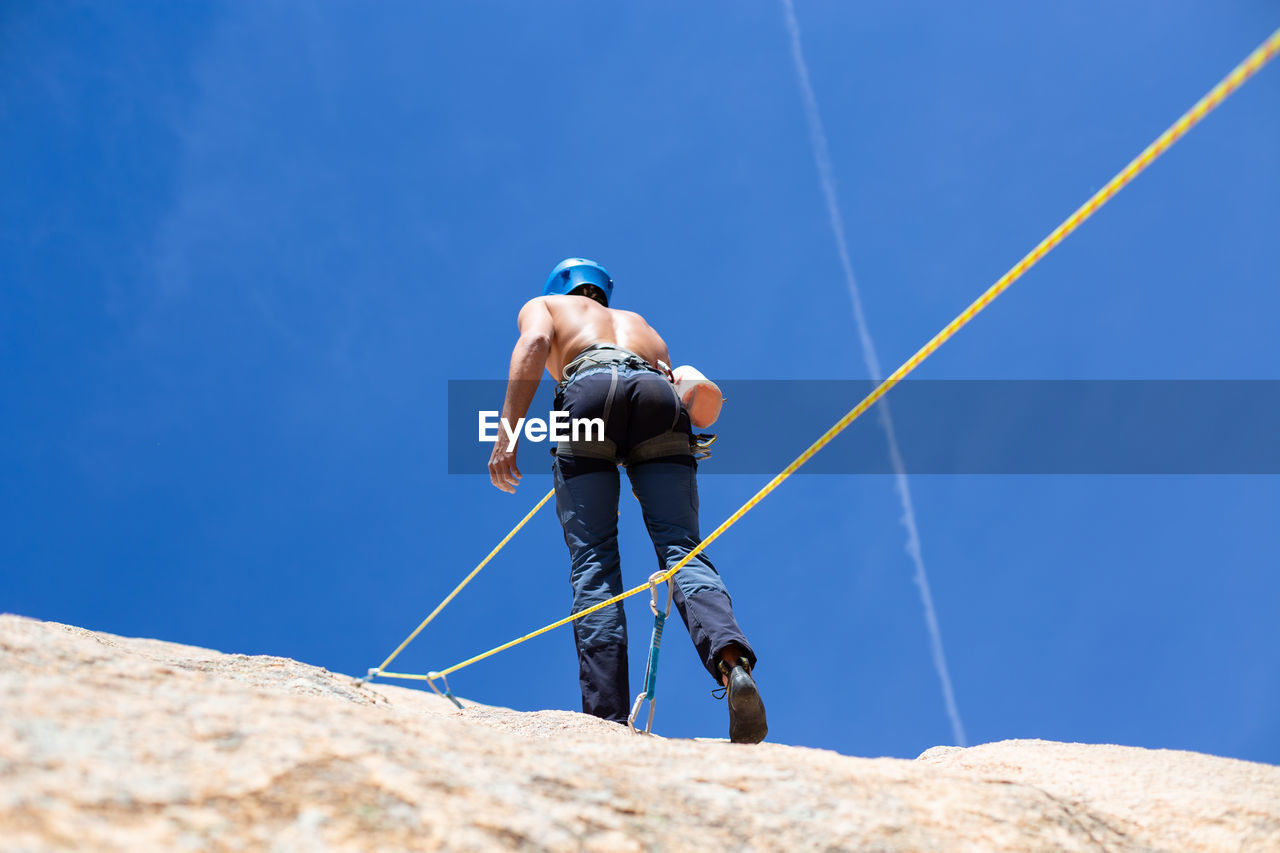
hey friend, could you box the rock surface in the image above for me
[1,613,1277,852]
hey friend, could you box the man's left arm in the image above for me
[488,299,554,493]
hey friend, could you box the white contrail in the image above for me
[780,0,967,747]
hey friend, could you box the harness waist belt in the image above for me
[560,343,661,387]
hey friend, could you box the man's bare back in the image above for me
[521,294,671,381]
[489,293,672,493]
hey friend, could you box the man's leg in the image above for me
[627,458,767,742]
[625,459,757,680]
[553,455,629,722]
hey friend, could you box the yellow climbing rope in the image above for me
[378,26,1280,688]
[361,487,555,683]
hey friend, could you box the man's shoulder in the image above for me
[608,306,647,322]
[518,295,555,314]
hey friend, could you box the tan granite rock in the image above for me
[1,613,1276,851]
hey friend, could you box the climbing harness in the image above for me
[556,343,661,393]
[359,26,1280,730]
[552,345,697,467]
[627,572,675,734]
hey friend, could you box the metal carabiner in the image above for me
[426,671,465,710]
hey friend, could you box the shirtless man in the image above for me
[487,257,768,744]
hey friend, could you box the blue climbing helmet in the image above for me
[543,257,613,306]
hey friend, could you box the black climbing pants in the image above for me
[552,355,756,723]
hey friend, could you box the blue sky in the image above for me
[4,2,1278,763]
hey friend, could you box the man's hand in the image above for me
[488,438,522,493]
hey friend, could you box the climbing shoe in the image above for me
[718,658,768,744]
